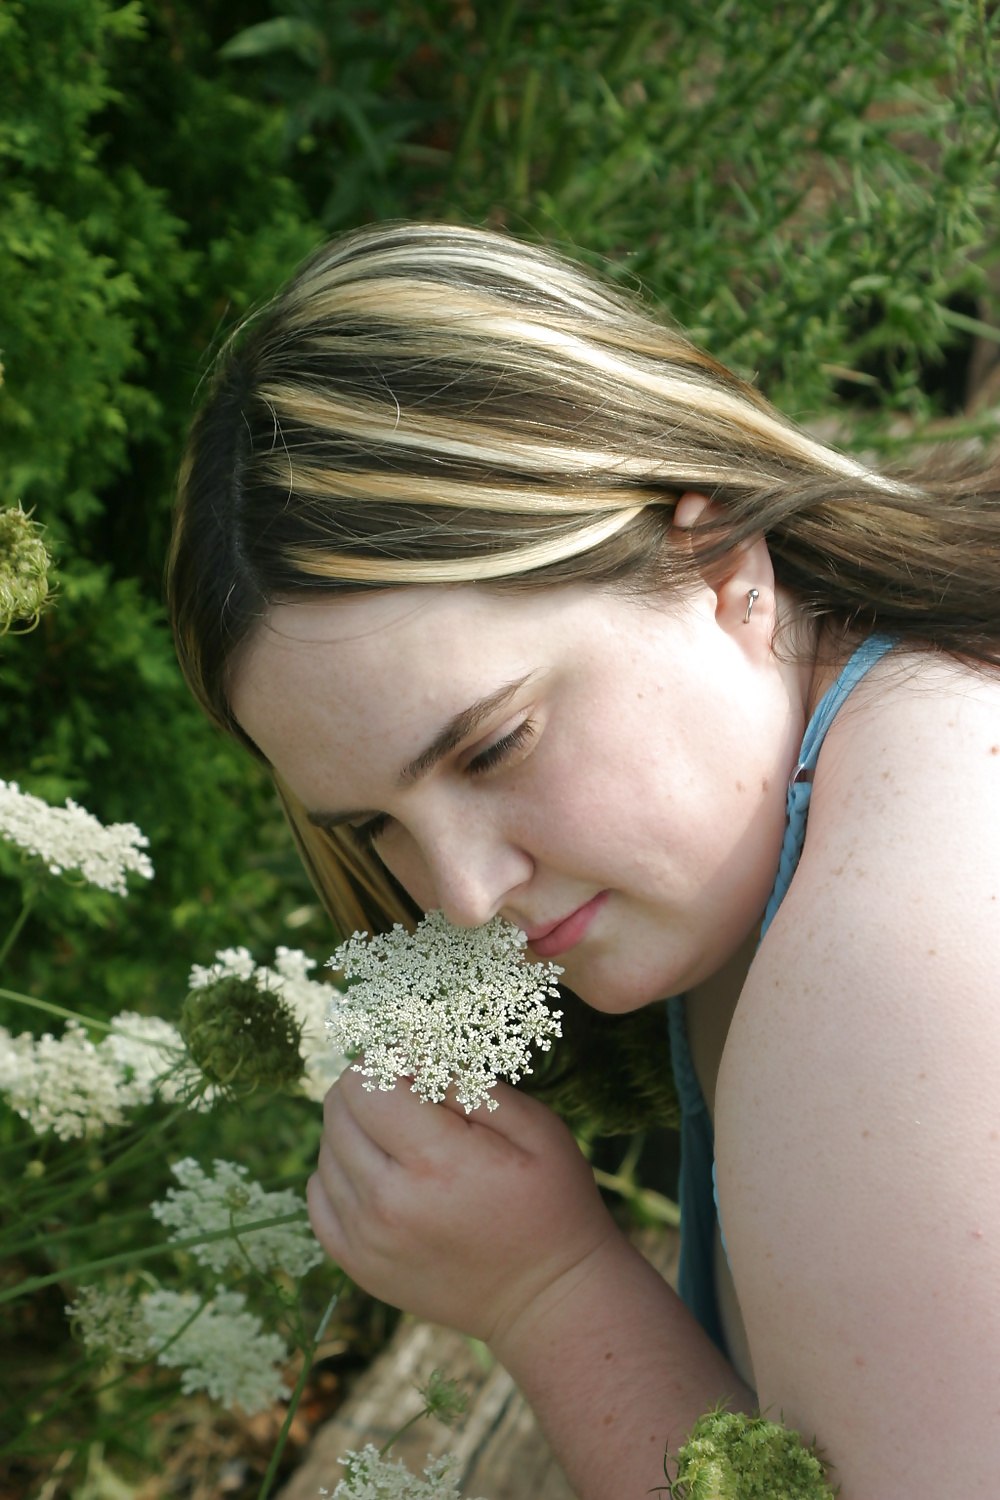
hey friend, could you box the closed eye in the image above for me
[467,718,536,773]
[350,719,538,845]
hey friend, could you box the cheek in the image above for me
[375,831,438,912]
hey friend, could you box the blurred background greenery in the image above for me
[3,0,999,1019]
[2,1,999,1491]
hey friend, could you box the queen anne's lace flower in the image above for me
[66,1285,152,1362]
[0,503,50,631]
[323,1446,485,1500]
[142,1287,290,1413]
[65,1285,289,1414]
[0,780,153,893]
[151,1158,323,1279]
[0,1013,188,1139]
[325,912,563,1113]
[188,946,347,1102]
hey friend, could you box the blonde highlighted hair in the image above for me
[169,221,1000,941]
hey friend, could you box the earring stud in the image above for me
[743,588,759,624]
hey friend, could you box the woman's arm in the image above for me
[716,658,1000,1499]
[308,1072,754,1499]
[489,1227,756,1498]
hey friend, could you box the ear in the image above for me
[671,492,776,645]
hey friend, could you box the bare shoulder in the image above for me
[716,649,1000,1498]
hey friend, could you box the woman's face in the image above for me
[230,576,811,1012]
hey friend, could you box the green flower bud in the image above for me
[669,1405,836,1499]
[0,504,51,634]
[179,976,305,1099]
[417,1368,470,1428]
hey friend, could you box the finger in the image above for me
[337,1064,469,1160]
[306,1168,352,1266]
[315,1134,361,1221]
[437,1077,560,1153]
[323,1077,393,1186]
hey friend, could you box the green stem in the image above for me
[3,1203,157,1260]
[0,987,186,1056]
[939,304,1000,343]
[0,1212,308,1306]
[378,1406,429,1459]
[257,1283,343,1500]
[5,1104,191,1229]
[591,1167,680,1227]
[0,885,38,973]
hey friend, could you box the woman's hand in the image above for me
[307,1066,620,1345]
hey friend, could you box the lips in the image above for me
[523,890,609,959]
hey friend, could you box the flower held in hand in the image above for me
[325,912,562,1113]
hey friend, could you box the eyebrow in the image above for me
[304,673,535,829]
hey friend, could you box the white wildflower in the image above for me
[151,1157,322,1279]
[66,1284,151,1361]
[105,1012,188,1105]
[0,1012,189,1140]
[323,1445,485,1500]
[325,912,563,1114]
[188,945,348,1102]
[0,1020,132,1139]
[143,1287,289,1413]
[64,1285,289,1414]
[0,780,153,894]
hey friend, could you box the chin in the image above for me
[559,959,677,1015]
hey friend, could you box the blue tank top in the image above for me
[667,633,896,1352]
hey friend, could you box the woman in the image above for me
[168,222,1000,1498]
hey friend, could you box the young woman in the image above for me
[168,223,1000,1498]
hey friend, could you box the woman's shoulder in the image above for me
[715,645,1000,1496]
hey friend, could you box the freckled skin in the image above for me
[232,567,814,1013]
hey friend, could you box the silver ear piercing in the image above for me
[743,588,759,624]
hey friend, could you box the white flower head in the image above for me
[64,1284,289,1414]
[142,1287,290,1413]
[151,1157,323,1279]
[0,780,153,894]
[323,1445,486,1500]
[325,912,563,1114]
[66,1284,151,1361]
[188,946,348,1102]
[0,1013,188,1140]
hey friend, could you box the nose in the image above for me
[421,815,534,929]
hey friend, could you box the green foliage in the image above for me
[666,1405,835,1499]
[0,0,324,1021]
[224,0,1000,429]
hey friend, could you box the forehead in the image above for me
[228,586,580,771]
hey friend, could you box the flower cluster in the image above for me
[0,945,342,1139]
[144,1288,290,1412]
[0,779,153,894]
[66,1283,290,1414]
[0,1013,188,1140]
[326,912,563,1113]
[668,1405,835,1499]
[189,946,347,1102]
[0,503,50,632]
[151,1157,323,1279]
[323,1446,484,1500]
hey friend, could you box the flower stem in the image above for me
[257,1283,343,1500]
[0,885,37,973]
[0,985,118,1033]
[0,1212,309,1306]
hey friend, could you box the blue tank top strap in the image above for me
[760,633,897,942]
[667,994,727,1351]
[668,632,896,1348]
